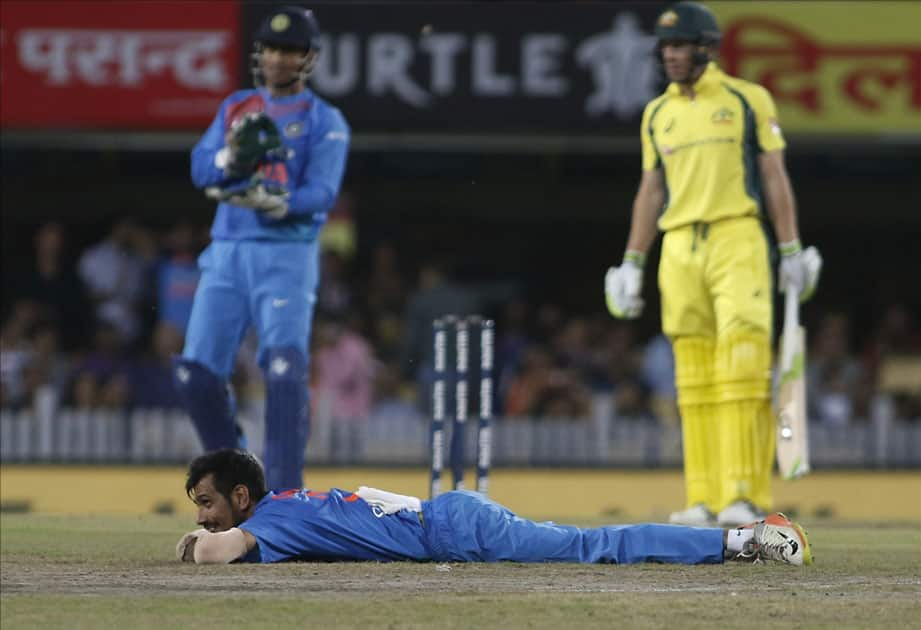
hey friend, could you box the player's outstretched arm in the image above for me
[191,106,230,189]
[605,169,664,319]
[624,168,665,256]
[759,149,798,244]
[176,527,256,564]
[759,150,822,301]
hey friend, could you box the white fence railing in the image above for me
[2,401,919,468]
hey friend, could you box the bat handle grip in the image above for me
[781,289,799,367]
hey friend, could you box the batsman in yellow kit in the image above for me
[605,2,822,526]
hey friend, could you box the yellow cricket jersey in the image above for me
[641,63,786,231]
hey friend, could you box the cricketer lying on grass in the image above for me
[177,450,813,567]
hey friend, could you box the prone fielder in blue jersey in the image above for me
[174,6,349,490]
[176,450,813,567]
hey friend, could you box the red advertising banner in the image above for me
[0,1,240,129]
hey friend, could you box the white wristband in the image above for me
[778,239,802,257]
[193,527,248,564]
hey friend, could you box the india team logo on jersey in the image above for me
[284,121,304,138]
[711,107,734,124]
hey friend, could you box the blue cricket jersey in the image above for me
[236,489,726,565]
[238,488,429,563]
[190,87,350,243]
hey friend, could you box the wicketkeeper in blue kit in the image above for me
[174,6,349,489]
[177,450,813,567]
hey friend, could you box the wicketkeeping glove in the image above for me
[223,112,286,178]
[605,251,646,319]
[778,239,823,302]
[205,174,290,220]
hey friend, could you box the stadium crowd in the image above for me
[2,216,920,427]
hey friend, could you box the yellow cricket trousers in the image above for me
[659,216,775,511]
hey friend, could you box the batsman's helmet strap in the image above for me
[254,5,321,52]
[655,1,721,46]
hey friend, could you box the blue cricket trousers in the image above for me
[183,239,319,375]
[422,491,725,565]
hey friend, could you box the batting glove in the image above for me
[605,251,646,319]
[778,240,823,302]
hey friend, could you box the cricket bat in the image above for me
[776,289,810,480]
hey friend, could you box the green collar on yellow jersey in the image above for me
[666,62,725,98]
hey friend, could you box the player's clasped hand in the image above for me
[778,240,823,302]
[605,253,646,319]
[175,528,208,563]
[226,182,290,220]
[206,175,290,220]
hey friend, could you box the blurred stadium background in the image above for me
[1,1,919,519]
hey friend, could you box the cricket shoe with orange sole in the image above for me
[734,512,813,566]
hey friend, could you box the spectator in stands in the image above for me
[599,322,645,395]
[311,315,375,421]
[318,190,358,262]
[0,301,38,409]
[369,358,422,425]
[362,241,407,364]
[311,314,376,461]
[807,312,865,426]
[364,240,407,316]
[9,222,90,352]
[532,365,593,419]
[71,322,131,410]
[504,346,591,419]
[22,319,71,407]
[130,321,184,409]
[504,346,553,417]
[78,217,147,345]
[550,316,595,383]
[399,260,479,403]
[156,220,203,335]
[640,333,679,424]
[132,222,162,345]
[533,303,565,345]
[495,298,535,415]
[317,250,353,319]
[611,377,653,420]
[862,303,921,383]
[860,302,921,422]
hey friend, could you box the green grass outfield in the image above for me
[1,467,920,627]
[2,513,920,629]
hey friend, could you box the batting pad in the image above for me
[261,346,310,491]
[172,357,238,452]
[673,336,719,510]
[713,332,773,510]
